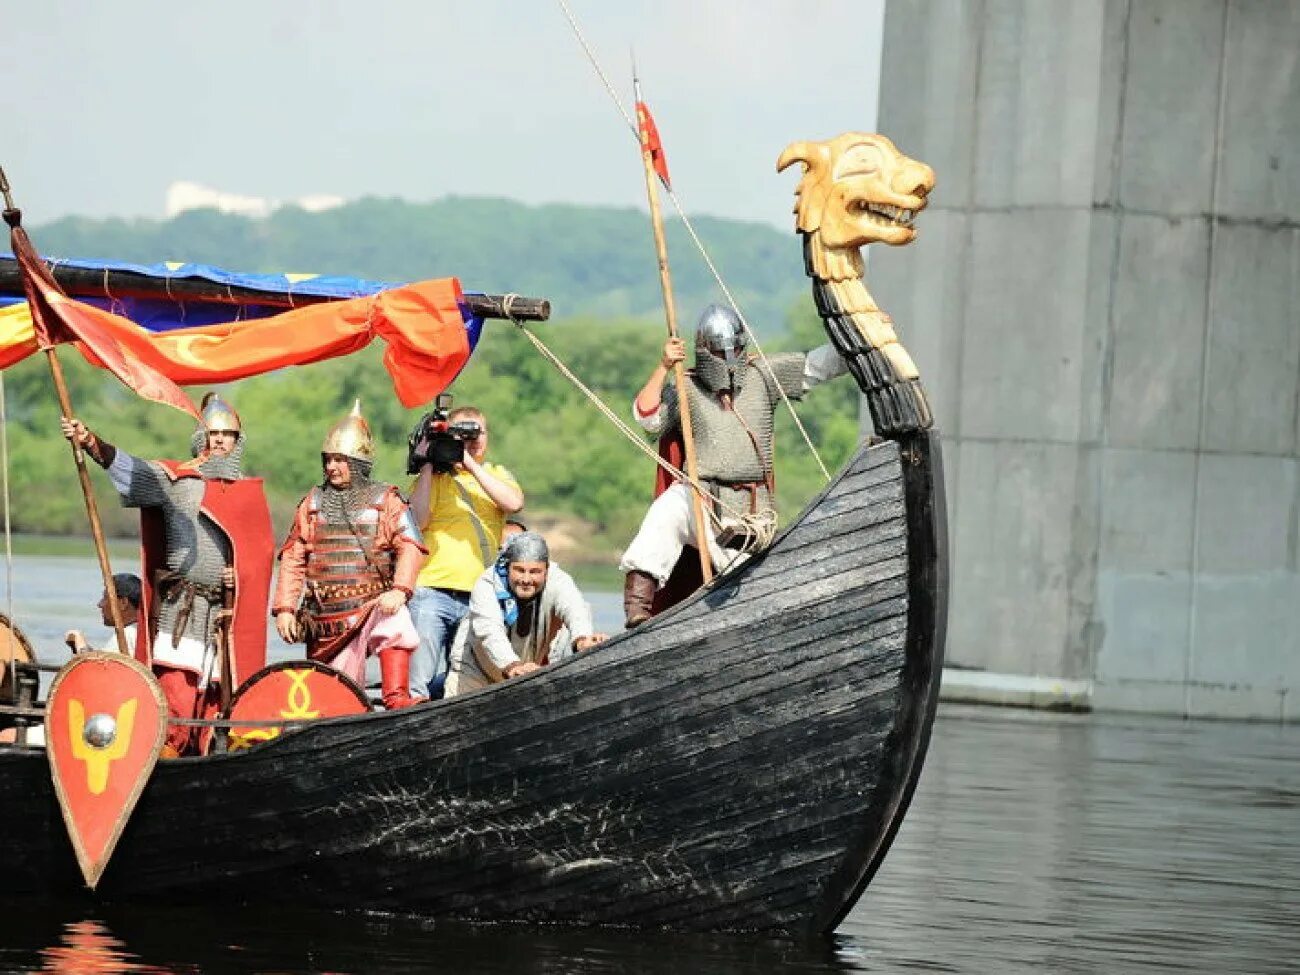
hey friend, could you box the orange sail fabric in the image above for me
[7,225,199,417]
[0,277,470,408]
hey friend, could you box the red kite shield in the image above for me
[45,652,167,889]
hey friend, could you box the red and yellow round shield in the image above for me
[222,659,372,751]
[44,652,168,890]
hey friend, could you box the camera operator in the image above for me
[407,404,524,699]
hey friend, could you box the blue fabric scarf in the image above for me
[493,555,518,627]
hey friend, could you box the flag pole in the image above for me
[633,75,713,584]
[0,168,129,654]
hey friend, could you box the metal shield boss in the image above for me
[45,652,168,889]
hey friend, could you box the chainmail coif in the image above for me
[694,348,748,395]
[318,456,376,523]
[188,427,245,481]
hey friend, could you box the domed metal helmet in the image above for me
[321,399,374,463]
[199,392,241,436]
[694,304,749,394]
[695,304,747,364]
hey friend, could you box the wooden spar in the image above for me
[43,353,129,655]
[634,86,713,584]
[0,170,129,654]
[0,259,551,322]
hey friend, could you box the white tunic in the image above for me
[446,563,594,696]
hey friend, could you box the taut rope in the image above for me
[0,374,14,696]
[554,0,832,483]
[500,296,777,553]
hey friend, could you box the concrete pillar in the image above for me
[873,0,1300,719]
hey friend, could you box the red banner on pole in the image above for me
[636,100,672,190]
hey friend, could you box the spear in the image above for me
[633,73,713,584]
[0,168,129,653]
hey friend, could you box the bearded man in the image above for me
[446,531,607,696]
[620,304,848,627]
[62,393,274,757]
[273,401,428,710]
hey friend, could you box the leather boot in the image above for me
[379,647,428,710]
[623,570,658,629]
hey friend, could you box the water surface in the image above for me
[2,557,1297,972]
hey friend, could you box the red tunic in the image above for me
[273,485,426,662]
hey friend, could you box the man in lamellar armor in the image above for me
[62,392,274,757]
[273,401,429,710]
[620,304,847,627]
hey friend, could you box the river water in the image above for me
[2,556,1297,973]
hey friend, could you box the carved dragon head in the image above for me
[777,132,935,281]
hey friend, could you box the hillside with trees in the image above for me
[3,199,863,564]
[32,196,804,334]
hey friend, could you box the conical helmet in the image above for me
[321,399,374,463]
[200,391,241,434]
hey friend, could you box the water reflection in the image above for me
[0,905,851,975]
[851,707,1300,973]
[3,556,1299,972]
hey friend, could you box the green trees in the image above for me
[0,302,860,563]
[32,197,805,335]
[3,200,863,562]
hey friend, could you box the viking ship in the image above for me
[0,132,946,937]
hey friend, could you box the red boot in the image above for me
[378,647,428,710]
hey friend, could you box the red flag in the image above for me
[8,224,199,418]
[636,100,671,190]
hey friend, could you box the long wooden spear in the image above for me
[633,75,713,583]
[0,167,128,654]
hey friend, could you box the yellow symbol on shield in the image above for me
[68,699,137,795]
[282,670,321,720]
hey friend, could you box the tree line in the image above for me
[0,305,861,563]
[3,198,862,562]
[32,196,806,337]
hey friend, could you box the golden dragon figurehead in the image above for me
[777,132,935,282]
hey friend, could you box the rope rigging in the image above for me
[554,0,833,484]
[500,295,777,553]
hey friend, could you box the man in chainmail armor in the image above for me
[620,304,847,627]
[273,401,428,710]
[62,392,274,756]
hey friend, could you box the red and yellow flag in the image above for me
[8,224,200,418]
[636,100,672,190]
[0,273,471,409]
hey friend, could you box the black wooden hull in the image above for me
[0,432,946,936]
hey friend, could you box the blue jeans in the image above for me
[408,587,470,699]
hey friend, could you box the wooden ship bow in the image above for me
[0,132,948,939]
[775,132,947,929]
[778,132,936,436]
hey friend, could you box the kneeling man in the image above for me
[447,531,607,695]
[273,401,428,709]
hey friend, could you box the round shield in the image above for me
[0,612,36,700]
[221,659,372,752]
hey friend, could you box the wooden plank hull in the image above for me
[0,432,946,936]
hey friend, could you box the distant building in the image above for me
[165,181,344,219]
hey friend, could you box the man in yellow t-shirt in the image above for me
[408,406,524,698]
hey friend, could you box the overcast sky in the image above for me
[2,1,883,231]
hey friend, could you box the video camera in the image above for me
[406,393,483,475]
